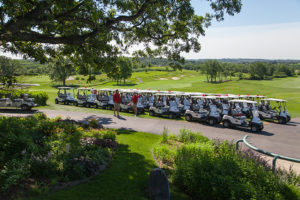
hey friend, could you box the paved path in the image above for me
[1,109,300,172]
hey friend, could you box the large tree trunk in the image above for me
[63,79,66,86]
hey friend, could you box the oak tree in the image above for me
[0,0,242,70]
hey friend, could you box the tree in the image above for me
[203,60,221,83]
[119,58,133,84]
[0,0,242,68]
[48,56,74,86]
[0,56,21,87]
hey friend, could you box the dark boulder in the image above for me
[149,168,170,200]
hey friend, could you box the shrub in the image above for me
[172,142,298,200]
[0,115,114,193]
[153,145,176,164]
[102,130,116,141]
[177,129,210,144]
[162,127,169,143]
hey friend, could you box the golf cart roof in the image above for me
[261,98,286,102]
[229,100,257,104]
[78,87,91,90]
[58,87,73,90]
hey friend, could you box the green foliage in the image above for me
[162,127,169,143]
[0,56,21,87]
[177,129,210,144]
[102,130,117,141]
[153,129,300,200]
[0,114,113,193]
[48,56,74,86]
[172,142,299,199]
[153,145,176,164]
[0,0,242,72]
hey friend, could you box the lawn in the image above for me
[18,71,300,117]
[26,130,189,200]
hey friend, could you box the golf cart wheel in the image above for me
[185,114,193,122]
[149,110,155,116]
[55,99,59,104]
[287,116,291,122]
[21,104,29,111]
[278,117,286,124]
[168,113,174,119]
[208,118,216,126]
[251,125,259,132]
[223,120,230,128]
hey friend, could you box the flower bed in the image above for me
[0,114,117,199]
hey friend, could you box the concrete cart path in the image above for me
[2,109,300,173]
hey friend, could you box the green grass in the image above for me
[26,130,189,200]
[17,71,300,117]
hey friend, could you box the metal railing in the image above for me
[236,135,300,172]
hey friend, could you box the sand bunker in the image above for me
[159,78,168,80]
[171,77,180,80]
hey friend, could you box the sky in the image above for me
[1,0,300,60]
[184,0,300,59]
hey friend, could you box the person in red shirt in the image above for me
[131,92,139,116]
[113,89,121,117]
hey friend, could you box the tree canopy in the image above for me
[0,0,242,69]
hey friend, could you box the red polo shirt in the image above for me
[113,93,121,103]
[132,95,139,104]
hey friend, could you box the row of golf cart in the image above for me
[55,87,291,133]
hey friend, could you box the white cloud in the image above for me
[183,22,300,59]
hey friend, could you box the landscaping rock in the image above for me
[149,168,170,200]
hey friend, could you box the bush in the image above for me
[173,142,299,200]
[0,115,114,193]
[153,145,176,164]
[102,130,116,141]
[177,129,210,144]
[274,71,288,78]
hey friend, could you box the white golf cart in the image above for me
[184,96,221,125]
[258,98,291,124]
[119,89,133,112]
[85,88,99,108]
[94,89,111,109]
[149,93,181,119]
[0,92,37,110]
[222,100,263,132]
[55,87,76,105]
[74,88,90,107]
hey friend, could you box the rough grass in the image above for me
[17,71,300,117]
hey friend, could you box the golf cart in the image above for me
[85,88,99,108]
[149,93,181,119]
[215,95,230,116]
[184,96,221,125]
[0,85,38,110]
[55,87,76,105]
[74,88,90,106]
[258,98,291,124]
[95,89,111,109]
[119,89,133,112]
[222,100,263,132]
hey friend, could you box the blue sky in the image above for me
[184,0,300,59]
